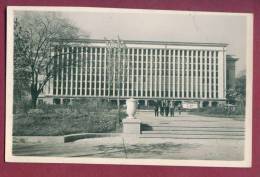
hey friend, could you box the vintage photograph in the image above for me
[5,6,253,167]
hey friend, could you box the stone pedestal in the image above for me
[123,98,141,135]
[122,118,141,134]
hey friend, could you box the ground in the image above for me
[12,111,245,160]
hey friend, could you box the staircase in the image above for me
[138,113,245,140]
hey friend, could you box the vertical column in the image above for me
[70,47,73,96]
[99,48,102,96]
[94,48,98,96]
[127,48,130,97]
[179,49,182,98]
[79,47,83,96]
[49,47,55,95]
[121,48,124,97]
[113,49,116,97]
[145,100,148,107]
[185,50,189,98]
[55,48,60,95]
[48,78,53,95]
[209,51,212,99]
[150,49,153,98]
[102,48,105,96]
[136,49,139,97]
[159,49,162,98]
[168,50,171,98]
[75,47,78,96]
[78,47,82,96]
[164,49,166,98]
[215,51,218,99]
[65,47,69,96]
[154,49,158,97]
[223,48,227,99]
[212,51,216,98]
[199,50,203,99]
[176,50,180,98]
[89,47,93,96]
[190,50,194,98]
[145,49,148,98]
[204,50,208,99]
[131,49,134,97]
[195,50,198,98]
[85,47,88,96]
[60,47,64,96]
[141,48,144,97]
[55,48,59,96]
[172,50,175,98]
[181,50,185,98]
[218,49,224,99]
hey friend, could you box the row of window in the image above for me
[54,55,219,65]
[52,88,219,98]
[53,80,219,96]
[54,81,219,88]
[54,46,220,58]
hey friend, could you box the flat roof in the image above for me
[53,38,228,47]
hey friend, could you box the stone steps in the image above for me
[142,125,244,131]
[139,134,244,139]
[141,130,244,135]
[140,123,244,139]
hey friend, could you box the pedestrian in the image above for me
[170,101,175,117]
[165,101,170,117]
[178,104,182,115]
[154,102,159,117]
[160,101,164,116]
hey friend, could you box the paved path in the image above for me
[12,111,245,160]
[137,111,244,139]
[137,111,244,127]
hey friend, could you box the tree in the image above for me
[105,36,127,128]
[235,72,246,112]
[235,72,246,102]
[226,71,246,114]
[14,11,81,108]
[14,18,31,102]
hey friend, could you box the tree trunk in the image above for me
[31,85,39,109]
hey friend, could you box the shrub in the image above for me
[13,99,31,114]
[28,109,44,115]
[13,108,126,136]
[13,98,127,136]
[190,104,245,118]
[54,108,73,115]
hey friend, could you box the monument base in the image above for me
[122,118,141,134]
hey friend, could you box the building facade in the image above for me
[39,39,237,107]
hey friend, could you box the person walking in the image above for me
[154,101,159,117]
[165,101,170,117]
[160,101,164,116]
[170,101,175,117]
[178,104,182,115]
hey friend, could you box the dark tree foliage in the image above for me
[226,71,246,112]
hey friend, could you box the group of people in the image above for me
[154,100,182,117]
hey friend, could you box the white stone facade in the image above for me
[39,39,227,104]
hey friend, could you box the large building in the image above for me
[39,39,237,107]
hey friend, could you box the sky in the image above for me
[61,9,249,75]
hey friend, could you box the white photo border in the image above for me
[5,6,254,167]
